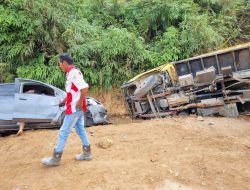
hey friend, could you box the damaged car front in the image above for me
[122,42,250,119]
[0,78,109,133]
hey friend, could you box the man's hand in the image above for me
[77,88,88,110]
[59,98,66,107]
[59,101,65,107]
[76,99,83,110]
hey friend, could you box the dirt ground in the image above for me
[0,116,250,190]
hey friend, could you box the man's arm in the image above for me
[76,87,88,109]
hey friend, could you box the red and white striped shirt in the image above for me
[65,66,89,115]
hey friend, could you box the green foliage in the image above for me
[235,0,250,41]
[0,63,15,83]
[16,54,65,87]
[0,0,249,89]
[64,19,150,88]
[150,27,181,65]
[99,27,150,88]
[179,13,223,57]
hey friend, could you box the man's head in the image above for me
[58,53,73,72]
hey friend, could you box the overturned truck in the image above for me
[122,42,250,118]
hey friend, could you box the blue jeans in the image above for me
[55,109,90,153]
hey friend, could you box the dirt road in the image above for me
[0,116,250,190]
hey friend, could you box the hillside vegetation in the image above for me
[0,0,249,89]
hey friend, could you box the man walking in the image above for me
[41,53,92,166]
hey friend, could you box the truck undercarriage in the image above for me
[122,43,250,118]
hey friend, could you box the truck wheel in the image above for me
[178,111,189,116]
[134,75,161,98]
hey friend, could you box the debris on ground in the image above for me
[98,137,113,149]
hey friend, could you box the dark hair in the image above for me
[59,53,73,65]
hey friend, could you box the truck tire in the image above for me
[134,75,161,98]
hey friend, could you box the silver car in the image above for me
[0,78,109,133]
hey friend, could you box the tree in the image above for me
[0,0,249,89]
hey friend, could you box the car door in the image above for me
[0,83,15,120]
[13,79,61,123]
